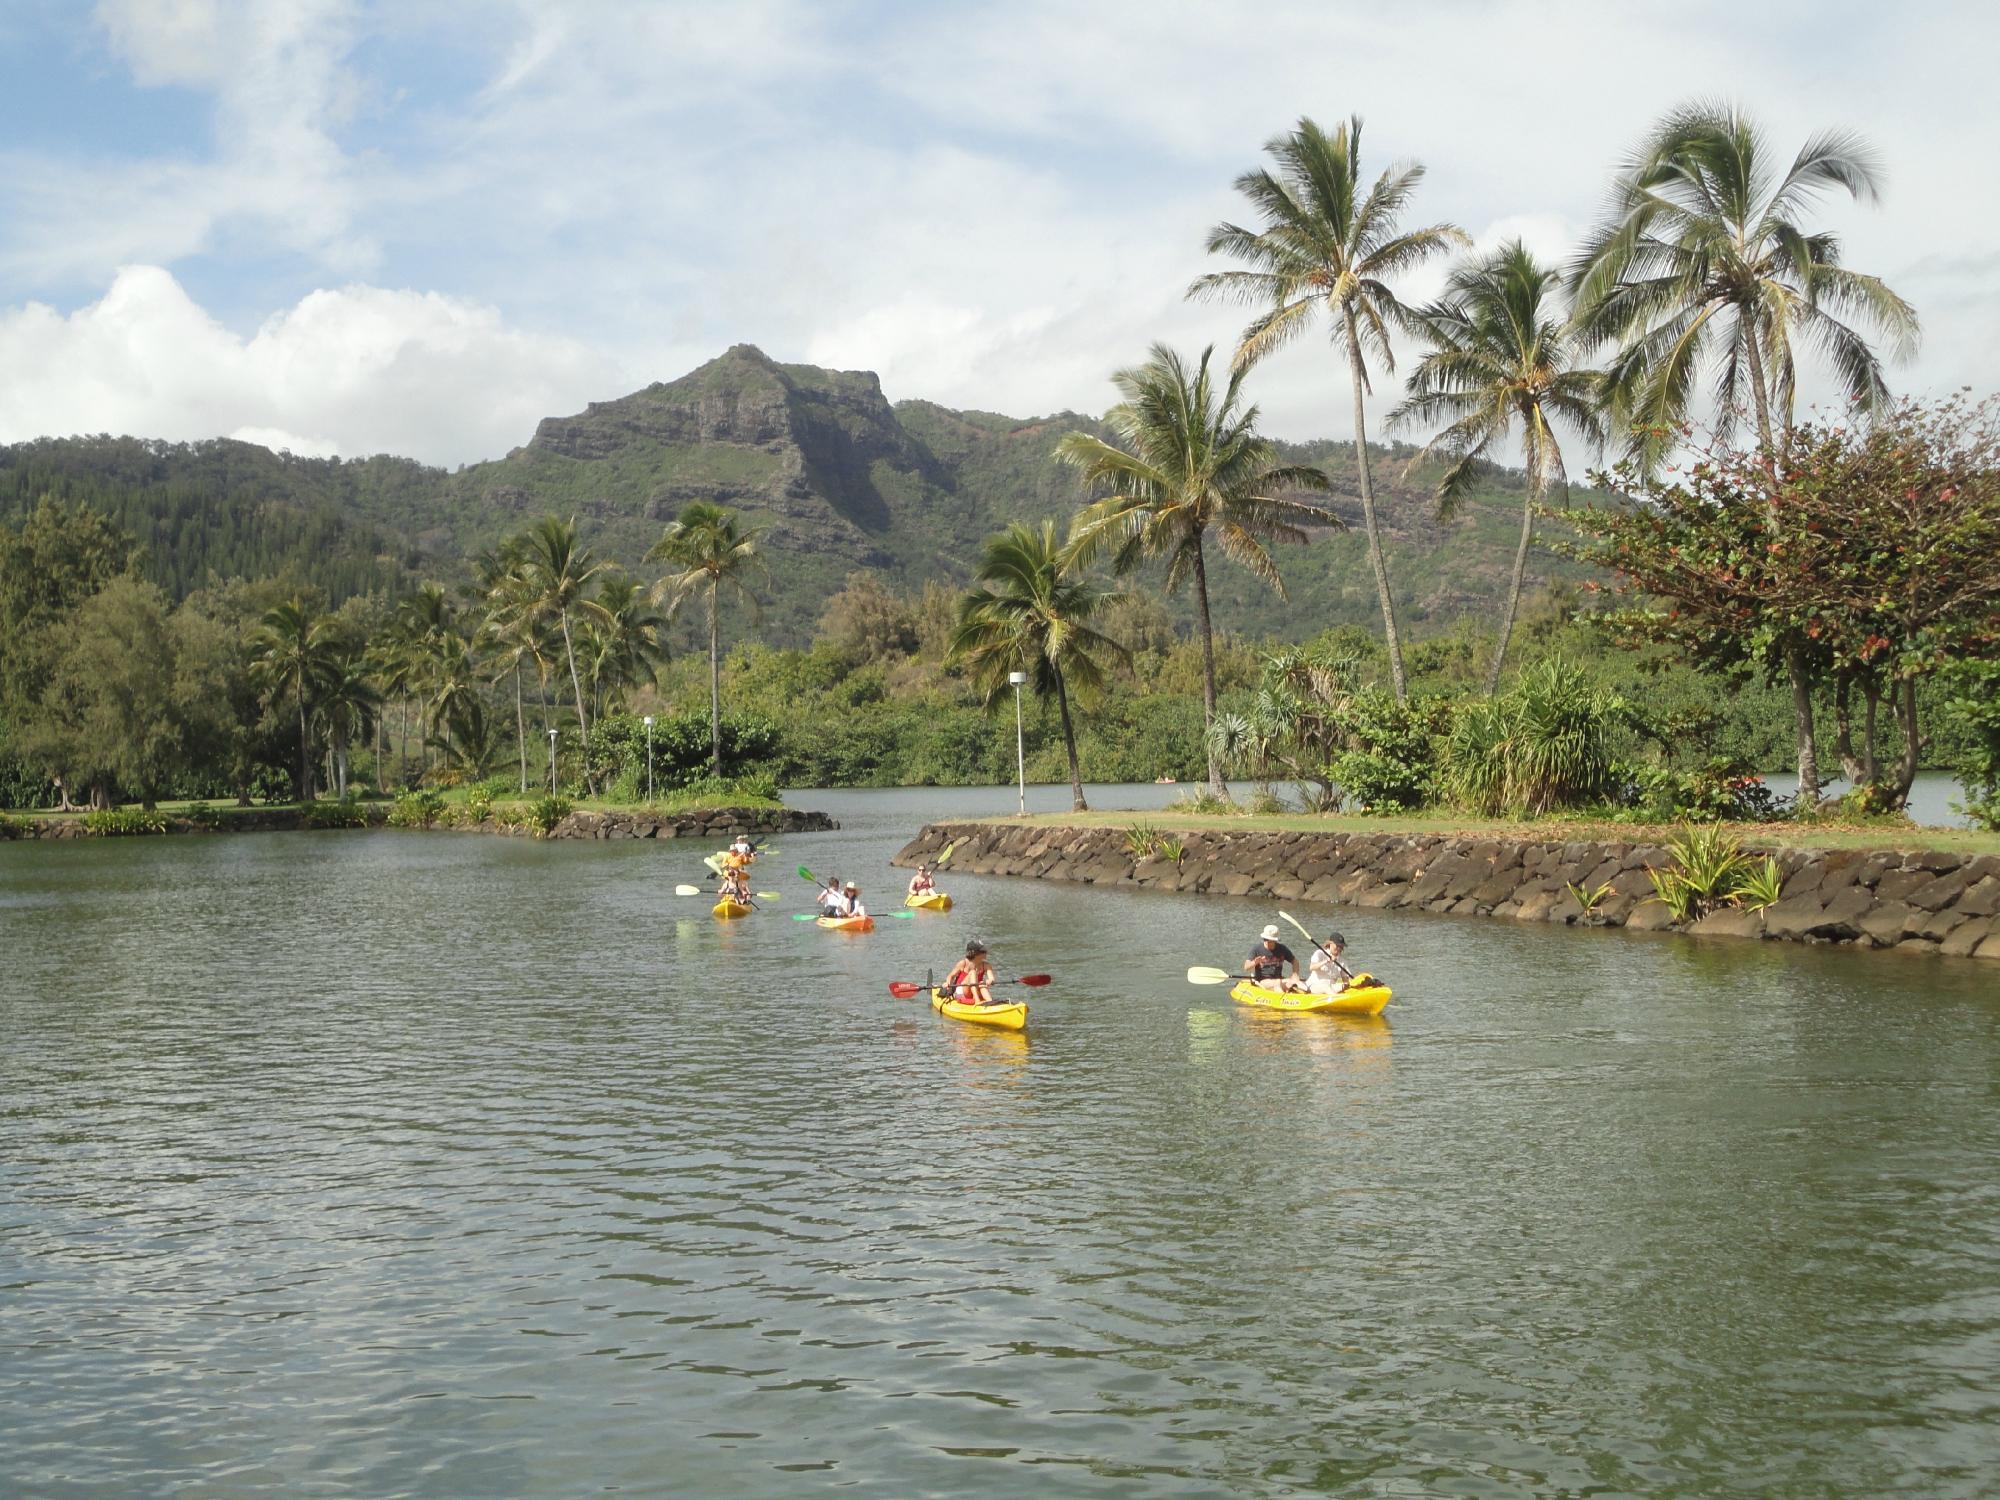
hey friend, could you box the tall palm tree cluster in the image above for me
[970,100,1916,804]
[251,509,769,803]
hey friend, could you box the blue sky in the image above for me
[0,0,1994,465]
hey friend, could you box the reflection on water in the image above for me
[2,804,1997,1497]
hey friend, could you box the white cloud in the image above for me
[0,266,625,465]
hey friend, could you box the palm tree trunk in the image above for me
[1742,321,1778,449]
[298,700,314,803]
[1345,326,1407,701]
[1745,328,1818,802]
[709,585,723,776]
[559,609,595,797]
[1053,670,1088,812]
[1190,540,1226,798]
[515,665,528,794]
[1487,479,1539,695]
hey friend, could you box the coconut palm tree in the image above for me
[580,574,668,721]
[646,502,765,776]
[473,537,543,793]
[1571,101,1920,800]
[1191,114,1467,701]
[1059,343,1331,797]
[518,515,612,795]
[1389,241,1606,693]
[1571,100,1919,464]
[316,648,381,802]
[251,598,341,802]
[948,521,1129,812]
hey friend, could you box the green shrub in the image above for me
[528,795,572,837]
[1614,760,1783,823]
[300,800,372,829]
[181,803,224,830]
[82,807,168,836]
[388,788,447,830]
[1330,691,1445,812]
[1734,856,1784,912]
[1170,788,1236,815]
[0,810,25,839]
[1246,787,1287,816]
[1645,824,1756,923]
[464,785,495,823]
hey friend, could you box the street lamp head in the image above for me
[1007,671,1028,685]
[643,715,654,727]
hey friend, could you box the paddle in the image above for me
[791,909,911,920]
[1277,908,1367,991]
[1186,966,1257,985]
[675,884,779,899]
[888,975,1051,999]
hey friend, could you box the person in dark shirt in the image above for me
[1246,924,1299,987]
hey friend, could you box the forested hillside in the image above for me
[0,346,1587,643]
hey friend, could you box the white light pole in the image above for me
[643,715,655,803]
[548,727,559,794]
[1008,670,1028,816]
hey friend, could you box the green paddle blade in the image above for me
[797,865,818,884]
[934,839,959,868]
[791,912,819,921]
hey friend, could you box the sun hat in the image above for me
[1260,924,1282,941]
[844,881,859,892]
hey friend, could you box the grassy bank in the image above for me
[977,809,2000,859]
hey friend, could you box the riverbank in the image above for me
[893,818,2000,960]
[2,801,834,841]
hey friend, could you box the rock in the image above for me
[1872,867,1932,903]
[1909,867,1976,912]
[1910,850,1965,874]
[1914,909,1967,943]
[1938,918,1991,958]
[1816,886,1876,938]
[1763,894,1829,941]
[1953,877,2000,918]
[1625,900,1678,931]
[1856,899,1915,947]
[1973,931,2000,960]
[1355,883,1409,910]
[1689,907,1764,940]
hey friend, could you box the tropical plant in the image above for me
[1192,114,1468,701]
[1733,856,1785,912]
[426,698,509,782]
[1645,823,1756,922]
[579,574,668,720]
[388,787,447,830]
[1567,877,1616,918]
[519,516,612,795]
[647,502,766,776]
[300,799,374,829]
[251,597,341,802]
[1060,343,1332,796]
[1390,241,1605,691]
[316,649,380,802]
[948,520,1129,812]
[81,807,168,836]
[528,794,572,837]
[1572,100,1920,466]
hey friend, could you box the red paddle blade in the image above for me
[886,981,925,998]
[1014,974,1053,986]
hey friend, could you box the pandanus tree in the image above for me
[1571,102,1919,800]
[646,502,765,776]
[1191,114,1467,702]
[1390,241,1605,693]
[1059,343,1331,798]
[519,515,611,795]
[949,521,1129,812]
[252,597,341,802]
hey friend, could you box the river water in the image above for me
[3,785,1996,1497]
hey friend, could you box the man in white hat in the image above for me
[1245,924,1299,988]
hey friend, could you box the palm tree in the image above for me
[580,574,668,721]
[317,649,381,802]
[1059,343,1331,797]
[518,515,611,795]
[1571,100,1919,464]
[427,699,508,781]
[646,502,765,776]
[473,538,542,794]
[948,521,1129,812]
[1571,101,1920,800]
[252,598,341,802]
[1191,114,1468,701]
[1389,241,1606,693]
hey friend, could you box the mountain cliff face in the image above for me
[1,345,1568,643]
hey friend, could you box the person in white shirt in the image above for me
[1305,933,1353,994]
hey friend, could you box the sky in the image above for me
[0,0,1993,467]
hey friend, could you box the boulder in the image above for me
[1939,918,1992,958]
[1953,877,2000,919]
[1689,907,1764,940]
[1910,850,1966,874]
[1624,900,1677,931]
[1856,899,1915,948]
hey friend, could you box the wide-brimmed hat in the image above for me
[843,881,859,892]
[1260,924,1282,942]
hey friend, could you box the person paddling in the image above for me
[942,938,995,1005]
[719,866,751,905]
[1305,932,1353,995]
[840,881,867,920]
[728,834,756,865]
[818,877,846,917]
[907,863,937,899]
[1247,924,1300,989]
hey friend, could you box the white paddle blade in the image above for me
[1186,966,1235,985]
[675,885,703,896]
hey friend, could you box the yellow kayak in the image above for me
[930,987,1027,1031]
[712,899,753,920]
[1229,978,1392,1016]
[816,914,875,933]
[904,891,953,911]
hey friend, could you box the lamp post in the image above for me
[548,727,559,794]
[1008,670,1028,816]
[643,715,655,803]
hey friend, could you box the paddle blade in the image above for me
[887,981,925,999]
[703,855,722,873]
[791,912,819,921]
[755,892,780,901]
[1013,974,1052,987]
[935,839,959,868]
[797,865,817,884]
[675,885,703,896]
[1186,966,1236,985]
[887,910,913,919]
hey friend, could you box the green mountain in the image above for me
[0,344,1584,642]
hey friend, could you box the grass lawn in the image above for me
[965,808,2000,859]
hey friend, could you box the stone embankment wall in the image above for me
[7,806,834,842]
[894,822,2000,961]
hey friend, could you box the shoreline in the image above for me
[1,804,835,842]
[893,820,2000,962]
